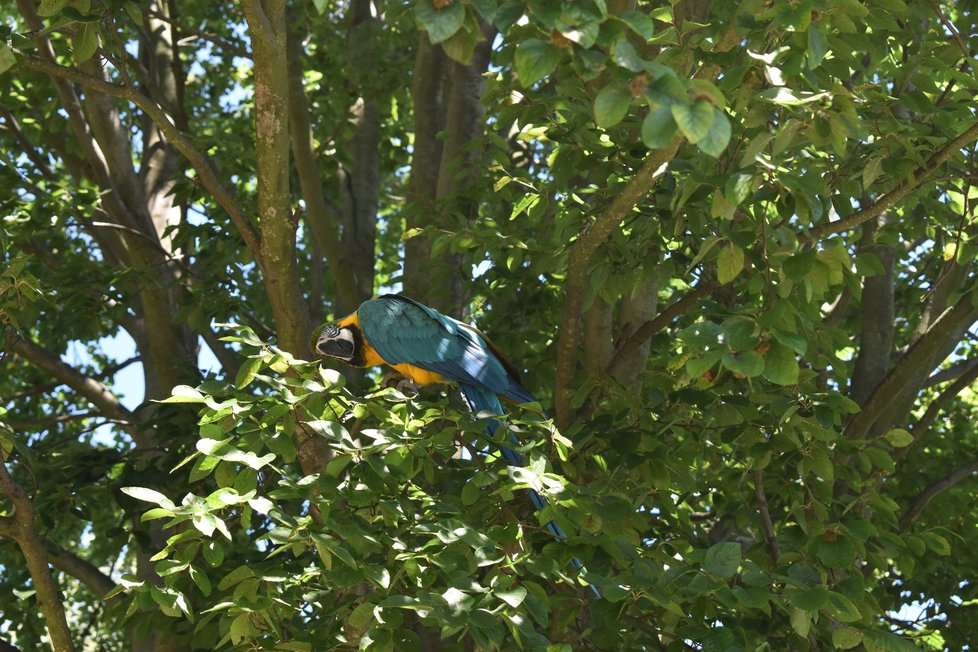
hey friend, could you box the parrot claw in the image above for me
[381,371,420,396]
[396,378,420,396]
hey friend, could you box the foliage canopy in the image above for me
[3,0,978,650]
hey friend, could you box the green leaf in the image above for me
[415,0,465,44]
[725,172,754,206]
[759,88,831,106]
[640,108,677,149]
[0,45,15,74]
[37,0,67,16]
[123,1,143,24]
[189,565,213,597]
[807,26,827,67]
[73,22,99,64]
[818,535,855,568]
[514,39,560,87]
[158,385,206,403]
[594,86,632,128]
[671,100,714,144]
[722,350,764,377]
[686,350,721,378]
[717,243,744,284]
[441,16,483,65]
[826,591,863,623]
[561,21,599,49]
[762,342,800,385]
[348,602,375,630]
[122,486,174,508]
[612,39,644,72]
[703,541,741,578]
[883,428,913,448]
[790,608,811,638]
[697,109,731,158]
[235,356,262,389]
[722,318,758,350]
[920,531,951,556]
[773,330,808,355]
[496,586,527,608]
[616,10,655,39]
[789,585,829,610]
[832,627,862,650]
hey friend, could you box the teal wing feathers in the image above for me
[358,295,535,404]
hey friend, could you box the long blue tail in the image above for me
[458,384,598,597]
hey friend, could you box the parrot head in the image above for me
[313,323,360,362]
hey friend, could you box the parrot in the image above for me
[312,294,593,590]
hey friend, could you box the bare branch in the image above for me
[6,412,105,431]
[606,281,717,378]
[43,539,117,599]
[926,0,971,65]
[0,104,54,178]
[843,286,978,442]
[924,356,978,387]
[15,51,260,254]
[3,328,147,446]
[0,460,76,651]
[899,458,978,531]
[145,8,250,57]
[894,358,978,462]
[286,24,360,312]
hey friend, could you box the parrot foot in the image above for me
[381,371,420,396]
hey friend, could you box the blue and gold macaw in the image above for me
[313,294,562,536]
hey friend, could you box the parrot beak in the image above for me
[315,325,356,360]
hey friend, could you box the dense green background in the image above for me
[3,0,978,649]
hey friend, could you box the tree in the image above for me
[2,0,978,649]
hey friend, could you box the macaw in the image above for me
[312,294,564,538]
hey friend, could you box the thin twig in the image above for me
[927,0,971,66]
[753,469,780,565]
[807,119,978,241]
[899,458,978,531]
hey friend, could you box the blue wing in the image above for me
[358,295,535,404]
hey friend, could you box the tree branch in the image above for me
[3,329,147,445]
[808,119,978,241]
[240,0,312,357]
[753,469,780,565]
[554,144,680,427]
[894,358,978,462]
[553,27,740,428]
[606,281,717,378]
[15,51,260,254]
[286,24,360,313]
[843,286,978,442]
[0,103,54,178]
[848,218,896,406]
[0,460,76,651]
[43,539,117,599]
[924,356,978,387]
[899,458,978,531]
[926,0,971,65]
